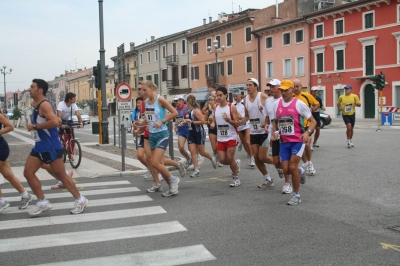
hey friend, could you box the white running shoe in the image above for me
[258,180,274,188]
[190,169,201,178]
[347,142,351,149]
[302,163,311,175]
[143,169,151,179]
[308,163,316,176]
[211,158,218,169]
[177,162,186,178]
[0,200,10,213]
[282,183,293,194]
[350,141,354,147]
[277,168,284,179]
[29,200,53,217]
[238,144,243,151]
[147,183,163,193]
[51,180,65,190]
[163,177,180,197]
[19,193,34,209]
[70,197,88,214]
[229,179,241,187]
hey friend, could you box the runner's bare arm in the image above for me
[28,102,59,130]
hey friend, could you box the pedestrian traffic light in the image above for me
[93,60,101,90]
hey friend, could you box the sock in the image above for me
[285,182,291,186]
[169,176,176,182]
[232,176,239,179]
[21,191,29,198]
[38,198,47,203]
[195,168,199,172]
[299,167,305,175]
[264,174,272,181]
[293,192,300,197]
[309,161,313,166]
[0,197,5,203]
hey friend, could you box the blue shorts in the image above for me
[177,128,189,139]
[30,149,64,164]
[148,130,169,150]
[138,135,144,149]
[188,129,206,145]
[279,142,305,162]
[0,138,10,161]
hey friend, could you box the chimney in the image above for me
[151,36,155,41]
[203,18,206,25]
[337,0,343,5]
[276,0,279,18]
[130,42,135,51]
[209,16,212,23]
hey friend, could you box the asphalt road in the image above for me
[2,121,400,265]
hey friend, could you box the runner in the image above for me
[212,87,241,187]
[337,85,361,148]
[183,95,217,177]
[233,90,254,167]
[173,94,192,169]
[204,95,223,167]
[271,79,317,205]
[24,79,88,216]
[310,86,326,147]
[293,79,319,175]
[238,78,274,188]
[0,112,34,211]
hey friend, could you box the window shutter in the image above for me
[365,45,374,75]
[205,65,208,77]
[220,62,224,76]
[191,67,194,80]
[195,67,199,79]
[336,50,344,70]
[317,53,323,72]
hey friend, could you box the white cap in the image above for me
[267,79,281,86]
[247,78,259,87]
[311,86,319,91]
[173,94,184,101]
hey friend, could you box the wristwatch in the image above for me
[307,129,313,135]
[33,124,37,130]
[162,119,166,123]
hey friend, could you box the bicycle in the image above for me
[60,125,82,169]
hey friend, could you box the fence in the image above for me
[377,107,400,130]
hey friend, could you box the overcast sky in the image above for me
[0,0,282,93]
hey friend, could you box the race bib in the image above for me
[145,108,155,122]
[31,130,41,142]
[218,125,229,136]
[250,118,261,131]
[176,116,184,124]
[345,104,352,113]
[279,117,295,136]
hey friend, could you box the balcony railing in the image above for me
[166,55,179,66]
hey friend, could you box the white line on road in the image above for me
[34,245,216,266]
[0,221,187,253]
[0,206,166,230]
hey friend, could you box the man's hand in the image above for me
[300,132,310,143]
[79,123,84,129]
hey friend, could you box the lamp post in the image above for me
[87,75,95,116]
[1,65,12,109]
[207,39,225,88]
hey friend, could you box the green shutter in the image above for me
[317,53,323,72]
[365,45,374,75]
[336,50,344,70]
[365,13,373,28]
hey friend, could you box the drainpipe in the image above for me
[158,41,162,96]
[187,38,190,93]
[255,33,261,92]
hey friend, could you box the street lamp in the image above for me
[207,39,225,88]
[1,65,12,109]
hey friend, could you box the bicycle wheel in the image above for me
[69,139,82,169]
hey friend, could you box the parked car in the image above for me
[72,109,91,125]
[319,111,331,129]
[7,109,13,120]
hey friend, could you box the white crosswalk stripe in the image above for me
[0,179,216,265]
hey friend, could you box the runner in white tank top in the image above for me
[211,87,241,187]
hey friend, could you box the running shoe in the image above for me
[19,193,34,210]
[236,159,241,174]
[143,168,151,179]
[302,163,311,175]
[313,142,319,147]
[229,178,241,187]
[29,200,53,217]
[258,179,274,188]
[211,158,218,169]
[147,183,163,193]
[350,141,354,147]
[300,168,307,184]
[277,168,284,179]
[177,162,186,178]
[287,195,301,206]
[70,196,88,214]
[238,144,243,152]
[190,169,201,178]
[185,158,192,169]
[347,142,351,149]
[0,200,10,213]
[51,180,65,190]
[218,160,223,167]
[163,177,180,197]
[308,163,316,176]
[282,183,293,194]
[311,146,314,151]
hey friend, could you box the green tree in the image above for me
[12,107,21,120]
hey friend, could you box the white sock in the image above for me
[264,174,272,181]
[299,167,305,175]
[169,176,176,182]
[0,197,5,203]
[309,161,313,165]
[21,191,29,198]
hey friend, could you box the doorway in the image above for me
[364,84,375,118]
[336,89,344,117]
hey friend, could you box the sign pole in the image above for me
[376,90,383,132]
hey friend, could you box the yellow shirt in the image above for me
[294,92,319,127]
[337,94,360,115]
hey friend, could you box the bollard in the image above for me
[121,124,125,171]
[168,121,174,160]
[113,117,116,146]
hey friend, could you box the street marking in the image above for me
[35,245,216,266]
[0,221,187,253]
[381,243,400,252]
[2,195,152,214]
[1,180,131,194]
[0,206,166,230]
[186,177,228,183]
[6,187,140,202]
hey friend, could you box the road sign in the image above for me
[393,113,400,121]
[119,109,131,128]
[116,82,132,101]
[118,101,132,109]
[381,112,392,126]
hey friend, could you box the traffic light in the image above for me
[370,72,386,90]
[93,60,101,90]
[370,74,379,90]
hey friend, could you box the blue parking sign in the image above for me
[382,112,392,126]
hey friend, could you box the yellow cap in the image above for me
[279,79,294,90]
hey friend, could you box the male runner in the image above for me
[173,95,192,168]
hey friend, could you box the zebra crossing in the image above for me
[0,178,216,265]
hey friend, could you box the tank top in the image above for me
[276,98,304,143]
[215,103,237,142]
[32,100,63,152]
[176,104,189,130]
[245,92,265,135]
[188,108,204,132]
[234,100,249,131]
[145,96,167,134]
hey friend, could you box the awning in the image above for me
[184,92,209,102]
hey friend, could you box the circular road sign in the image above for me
[116,82,132,101]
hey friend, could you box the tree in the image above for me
[12,107,21,121]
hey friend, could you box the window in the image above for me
[335,19,344,35]
[227,60,233,75]
[172,43,177,56]
[295,29,303,43]
[364,12,374,29]
[162,46,166,59]
[283,32,290,46]
[191,66,199,80]
[192,42,198,55]
[147,52,151,63]
[155,49,158,61]
[140,54,143,65]
[394,32,400,63]
[146,75,152,81]
[172,67,179,86]
[134,60,137,67]
[266,61,273,78]
[154,74,159,88]
[226,32,232,47]
[162,69,167,82]
[218,62,224,76]
[181,40,186,54]
[245,26,252,43]
[315,24,323,38]
[265,36,272,49]
[296,57,304,76]
[284,59,291,77]
[207,38,211,49]
[246,56,252,73]
[316,53,324,73]
[181,65,188,79]
[139,76,144,81]
[126,63,129,74]
[365,45,374,75]
[216,35,221,48]
[336,50,344,70]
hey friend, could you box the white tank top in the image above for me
[215,103,237,142]
[234,101,250,131]
[245,92,265,135]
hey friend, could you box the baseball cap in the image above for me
[267,79,281,86]
[247,78,259,87]
[311,86,319,91]
[232,89,241,96]
[279,79,294,90]
[344,85,352,90]
[173,94,184,101]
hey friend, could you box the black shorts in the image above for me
[30,149,64,164]
[271,139,280,157]
[250,134,269,147]
[208,126,217,136]
[343,114,355,127]
[138,135,144,149]
[312,112,321,128]
[0,137,10,161]
[238,128,248,134]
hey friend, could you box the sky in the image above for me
[0,0,282,93]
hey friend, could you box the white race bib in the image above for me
[31,130,41,142]
[345,104,352,113]
[279,117,295,136]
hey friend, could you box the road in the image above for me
[1,121,400,265]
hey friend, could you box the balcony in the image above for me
[166,55,179,66]
[166,80,179,88]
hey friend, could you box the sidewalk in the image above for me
[328,117,399,130]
